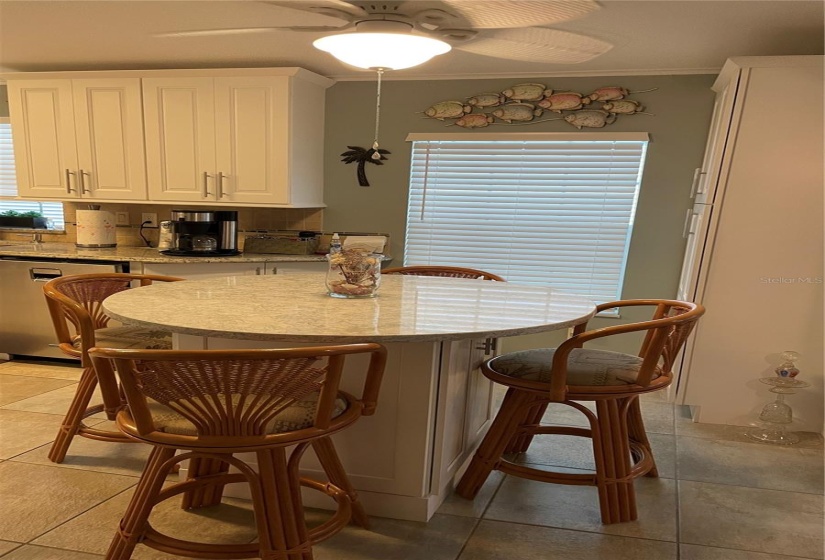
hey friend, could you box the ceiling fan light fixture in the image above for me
[313,21,451,70]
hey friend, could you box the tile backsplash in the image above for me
[0,202,324,248]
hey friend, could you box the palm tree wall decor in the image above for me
[340,145,390,187]
[340,69,391,187]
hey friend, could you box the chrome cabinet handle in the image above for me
[202,171,213,197]
[682,209,693,238]
[79,170,91,194]
[65,169,76,193]
[217,171,225,198]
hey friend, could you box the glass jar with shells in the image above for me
[326,249,382,298]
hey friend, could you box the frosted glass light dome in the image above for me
[313,21,451,70]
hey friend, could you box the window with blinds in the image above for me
[405,133,649,306]
[0,119,65,229]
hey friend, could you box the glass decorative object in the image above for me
[326,249,382,298]
[747,351,809,445]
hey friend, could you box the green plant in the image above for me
[0,210,44,218]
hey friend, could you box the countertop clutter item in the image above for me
[243,231,320,255]
[76,208,117,247]
[326,249,382,298]
[161,209,239,257]
[157,221,173,251]
[342,235,386,254]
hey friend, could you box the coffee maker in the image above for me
[161,210,240,256]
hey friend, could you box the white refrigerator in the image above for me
[675,56,824,434]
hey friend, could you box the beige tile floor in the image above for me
[0,360,822,560]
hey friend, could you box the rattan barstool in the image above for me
[456,300,704,524]
[43,273,183,463]
[89,343,387,560]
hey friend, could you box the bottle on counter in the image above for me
[329,232,342,254]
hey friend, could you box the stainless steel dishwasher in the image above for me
[0,258,127,359]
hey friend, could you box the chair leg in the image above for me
[456,388,539,499]
[254,448,313,560]
[626,397,659,477]
[180,457,230,509]
[48,366,98,463]
[592,400,636,524]
[106,446,176,560]
[312,436,369,529]
[504,402,548,454]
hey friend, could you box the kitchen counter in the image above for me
[0,242,327,263]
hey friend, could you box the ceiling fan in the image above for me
[157,0,613,68]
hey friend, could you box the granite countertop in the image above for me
[102,273,597,343]
[0,242,327,263]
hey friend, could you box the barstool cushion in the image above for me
[146,393,349,436]
[490,348,660,386]
[73,326,173,350]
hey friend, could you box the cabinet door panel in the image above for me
[143,78,216,202]
[141,262,262,279]
[215,77,290,204]
[7,80,78,198]
[73,79,147,200]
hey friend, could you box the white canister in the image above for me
[76,210,117,247]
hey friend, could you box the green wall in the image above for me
[0,85,8,118]
[333,74,714,351]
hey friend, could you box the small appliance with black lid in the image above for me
[161,210,240,256]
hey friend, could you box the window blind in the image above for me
[0,122,15,198]
[405,134,648,305]
[0,120,65,229]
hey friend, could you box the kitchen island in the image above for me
[102,273,596,521]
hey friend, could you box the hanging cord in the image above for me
[139,221,152,247]
[371,68,384,160]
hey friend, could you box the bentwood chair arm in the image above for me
[44,286,99,365]
[547,300,705,401]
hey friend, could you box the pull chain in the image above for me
[371,68,384,160]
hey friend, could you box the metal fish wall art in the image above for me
[449,114,496,128]
[421,82,657,129]
[537,92,591,113]
[501,83,548,101]
[467,93,506,108]
[601,100,653,115]
[587,86,658,102]
[421,100,472,120]
[491,103,543,123]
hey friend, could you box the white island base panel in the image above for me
[174,332,494,522]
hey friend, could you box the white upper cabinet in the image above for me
[143,72,328,207]
[8,78,147,201]
[4,68,332,207]
[142,77,216,202]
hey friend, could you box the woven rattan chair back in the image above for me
[42,273,182,464]
[92,344,386,446]
[457,299,704,525]
[88,344,387,560]
[44,273,182,366]
[382,265,504,282]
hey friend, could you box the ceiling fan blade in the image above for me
[261,0,367,19]
[456,28,612,64]
[155,24,353,38]
[440,0,599,29]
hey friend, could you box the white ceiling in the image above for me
[0,0,822,81]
